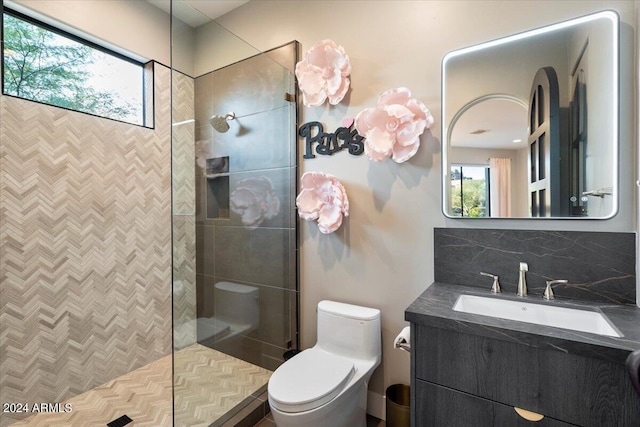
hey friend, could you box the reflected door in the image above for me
[569,56,588,216]
[528,67,561,217]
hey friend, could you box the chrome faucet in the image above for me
[480,272,501,293]
[517,262,528,297]
[543,279,568,300]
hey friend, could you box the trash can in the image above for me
[386,384,410,427]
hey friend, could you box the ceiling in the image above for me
[146,0,250,27]
[450,98,528,150]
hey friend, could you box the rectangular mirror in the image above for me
[442,10,618,219]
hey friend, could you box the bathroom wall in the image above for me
[0,62,172,425]
[193,42,298,371]
[6,0,172,64]
[212,0,637,416]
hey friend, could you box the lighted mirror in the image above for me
[442,10,618,219]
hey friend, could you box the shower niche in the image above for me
[205,156,230,220]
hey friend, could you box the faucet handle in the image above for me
[480,272,501,293]
[543,279,568,300]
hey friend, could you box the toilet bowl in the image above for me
[268,300,381,427]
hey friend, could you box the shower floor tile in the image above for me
[174,344,272,426]
[8,344,271,427]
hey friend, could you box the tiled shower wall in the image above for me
[194,42,298,371]
[0,63,172,426]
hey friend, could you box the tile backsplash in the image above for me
[434,228,636,305]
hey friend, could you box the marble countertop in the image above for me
[405,282,640,365]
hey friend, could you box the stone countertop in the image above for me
[405,282,640,365]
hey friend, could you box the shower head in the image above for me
[209,112,236,133]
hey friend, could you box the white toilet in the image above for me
[268,300,381,427]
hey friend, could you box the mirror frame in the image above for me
[441,10,619,220]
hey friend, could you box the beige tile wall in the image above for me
[0,63,172,426]
[172,71,197,350]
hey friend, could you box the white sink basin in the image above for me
[452,294,622,338]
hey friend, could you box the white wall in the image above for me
[214,0,637,416]
[7,0,172,65]
[569,17,618,217]
[444,34,569,122]
[173,18,197,76]
[193,20,260,76]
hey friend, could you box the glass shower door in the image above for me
[171,2,298,425]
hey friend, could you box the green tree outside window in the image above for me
[3,12,144,125]
[450,166,489,217]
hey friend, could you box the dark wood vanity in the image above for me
[406,282,640,427]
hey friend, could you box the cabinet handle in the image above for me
[626,349,640,397]
[514,407,544,422]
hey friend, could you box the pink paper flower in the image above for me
[295,39,351,108]
[230,177,280,229]
[296,172,349,234]
[355,87,434,163]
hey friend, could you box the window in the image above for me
[2,9,147,126]
[450,165,489,217]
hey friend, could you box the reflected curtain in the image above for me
[489,158,511,217]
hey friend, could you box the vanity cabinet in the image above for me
[410,323,640,427]
[416,381,574,426]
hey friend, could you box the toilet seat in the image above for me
[268,349,355,413]
[196,317,230,341]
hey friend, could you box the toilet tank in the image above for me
[214,281,259,328]
[316,300,381,363]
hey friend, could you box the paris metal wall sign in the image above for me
[299,118,365,159]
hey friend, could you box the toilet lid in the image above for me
[268,349,355,413]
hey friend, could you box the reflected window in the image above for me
[2,9,147,126]
[450,165,489,217]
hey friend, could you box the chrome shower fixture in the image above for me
[209,112,236,133]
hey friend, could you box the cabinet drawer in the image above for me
[415,379,575,427]
[413,324,640,426]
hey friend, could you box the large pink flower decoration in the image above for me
[295,39,351,108]
[355,87,434,163]
[230,177,280,229]
[296,172,349,234]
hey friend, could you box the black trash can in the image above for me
[386,384,410,427]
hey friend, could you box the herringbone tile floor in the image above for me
[7,344,271,427]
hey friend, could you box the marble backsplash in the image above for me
[434,228,636,305]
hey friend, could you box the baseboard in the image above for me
[367,390,385,420]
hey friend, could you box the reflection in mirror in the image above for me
[442,10,619,219]
[449,96,528,217]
